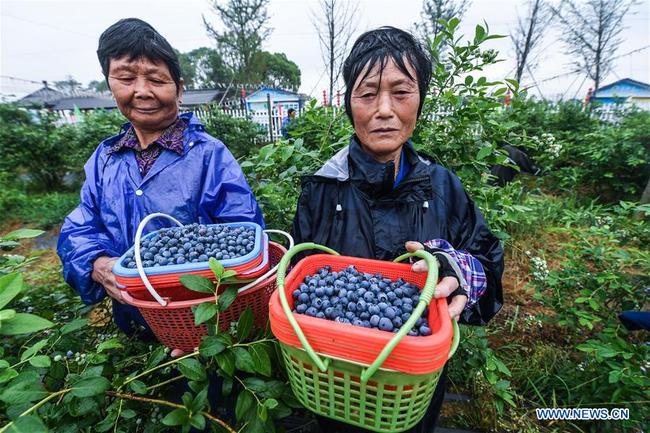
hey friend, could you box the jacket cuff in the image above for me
[422,239,487,310]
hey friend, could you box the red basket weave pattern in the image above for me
[125,242,286,352]
[269,254,453,375]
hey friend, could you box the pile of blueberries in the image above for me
[121,223,257,268]
[292,265,432,336]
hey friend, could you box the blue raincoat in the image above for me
[57,112,264,333]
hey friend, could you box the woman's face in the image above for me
[350,58,420,162]
[108,56,183,132]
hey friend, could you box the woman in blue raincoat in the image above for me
[57,18,264,334]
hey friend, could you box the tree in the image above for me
[54,75,83,94]
[203,0,272,83]
[312,0,359,106]
[510,0,552,84]
[551,0,638,91]
[253,51,301,91]
[414,0,471,50]
[87,80,109,93]
[177,47,233,89]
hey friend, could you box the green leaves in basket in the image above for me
[193,303,218,326]
[217,286,238,312]
[179,275,214,294]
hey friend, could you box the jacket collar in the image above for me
[347,135,429,194]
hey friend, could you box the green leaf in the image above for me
[237,307,254,340]
[5,415,48,433]
[608,370,622,384]
[193,302,218,326]
[222,376,233,396]
[216,350,235,376]
[0,368,19,384]
[257,403,268,421]
[0,381,48,404]
[162,408,189,426]
[178,358,207,382]
[60,318,87,335]
[235,390,255,421]
[264,398,279,410]
[120,409,137,419]
[3,229,44,241]
[180,275,214,294]
[250,344,272,377]
[221,270,237,279]
[0,309,16,321]
[474,24,486,43]
[70,376,110,397]
[189,414,206,430]
[192,388,209,412]
[199,336,226,357]
[20,339,48,361]
[28,356,51,368]
[145,346,166,369]
[232,347,256,373]
[0,273,23,310]
[208,257,225,278]
[217,286,238,312]
[129,380,147,395]
[476,146,492,161]
[0,313,53,336]
[97,337,123,353]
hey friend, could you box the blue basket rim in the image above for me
[112,222,263,277]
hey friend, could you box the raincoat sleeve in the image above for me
[57,147,119,305]
[447,175,504,326]
[198,138,265,228]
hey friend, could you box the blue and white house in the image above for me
[593,78,650,111]
[245,86,306,114]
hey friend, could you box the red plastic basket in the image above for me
[269,253,454,375]
[122,242,286,351]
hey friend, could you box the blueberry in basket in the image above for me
[292,265,432,336]
[121,223,256,268]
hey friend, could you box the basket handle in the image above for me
[358,250,444,383]
[133,213,184,306]
[276,242,340,372]
[236,229,294,294]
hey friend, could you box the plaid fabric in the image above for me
[107,117,187,176]
[423,238,487,310]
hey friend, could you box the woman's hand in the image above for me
[405,241,467,321]
[92,256,125,304]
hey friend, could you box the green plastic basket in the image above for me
[275,243,460,433]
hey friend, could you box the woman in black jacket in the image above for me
[291,27,503,432]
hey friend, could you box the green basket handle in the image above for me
[276,242,340,372]
[360,250,443,383]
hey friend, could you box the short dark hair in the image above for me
[97,18,182,93]
[342,27,432,125]
[288,108,296,115]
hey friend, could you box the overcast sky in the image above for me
[1,0,649,102]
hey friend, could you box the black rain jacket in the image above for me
[291,136,504,325]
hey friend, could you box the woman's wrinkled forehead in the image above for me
[353,57,418,91]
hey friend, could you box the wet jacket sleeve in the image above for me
[447,175,504,326]
[57,148,119,305]
[198,139,265,228]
